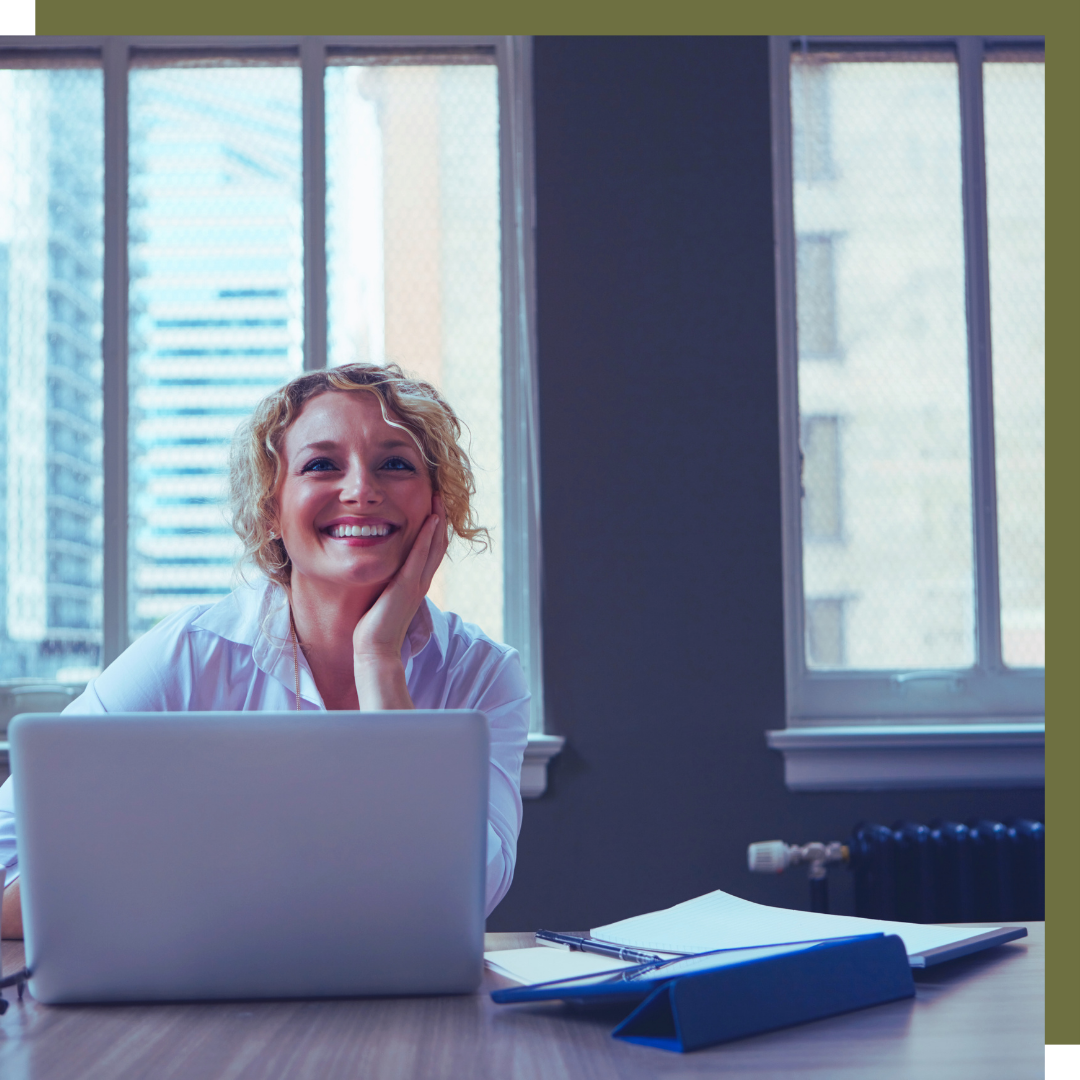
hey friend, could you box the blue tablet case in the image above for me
[492,934,915,1053]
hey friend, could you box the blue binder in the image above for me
[491,933,915,1052]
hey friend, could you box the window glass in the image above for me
[128,62,304,639]
[791,60,834,182]
[791,51,975,671]
[806,597,845,667]
[984,54,1044,668]
[801,415,842,539]
[0,65,104,682]
[796,236,839,357]
[325,59,503,640]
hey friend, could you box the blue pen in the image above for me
[535,930,670,965]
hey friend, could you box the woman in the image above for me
[0,364,530,938]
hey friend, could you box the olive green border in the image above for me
[29,0,1075,1046]
[1043,2,1077,1049]
[24,0,1066,37]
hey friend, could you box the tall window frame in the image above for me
[768,36,1045,791]
[0,34,548,745]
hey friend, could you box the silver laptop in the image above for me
[8,709,489,1004]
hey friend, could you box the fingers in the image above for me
[419,494,449,591]
[352,497,446,662]
[398,513,438,587]
[369,494,446,610]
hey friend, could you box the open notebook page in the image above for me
[484,947,638,986]
[592,889,1003,964]
[485,941,823,989]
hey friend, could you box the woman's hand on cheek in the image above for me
[417,492,450,596]
[351,494,449,709]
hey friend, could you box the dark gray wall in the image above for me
[487,36,1043,932]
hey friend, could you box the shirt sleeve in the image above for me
[0,774,17,889]
[466,650,531,918]
[0,681,110,888]
[0,606,207,888]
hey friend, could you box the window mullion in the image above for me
[958,36,1004,675]
[101,37,129,664]
[496,35,545,731]
[768,36,810,709]
[301,36,327,372]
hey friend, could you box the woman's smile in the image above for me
[322,518,397,543]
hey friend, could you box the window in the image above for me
[800,415,842,540]
[324,56,504,638]
[768,37,1044,790]
[805,597,846,667]
[0,38,546,740]
[128,59,305,638]
[791,58,833,182]
[795,235,839,358]
[1,60,104,681]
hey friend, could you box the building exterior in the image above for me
[0,68,104,682]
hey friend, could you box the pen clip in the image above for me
[535,930,584,950]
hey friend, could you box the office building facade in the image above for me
[0,68,104,682]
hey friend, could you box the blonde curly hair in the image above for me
[228,363,488,586]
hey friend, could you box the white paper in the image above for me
[485,940,849,991]
[592,889,1003,964]
[484,946,638,986]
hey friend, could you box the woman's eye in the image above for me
[301,458,337,473]
[382,457,416,472]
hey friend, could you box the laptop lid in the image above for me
[9,709,488,1004]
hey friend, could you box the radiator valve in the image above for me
[747,840,848,881]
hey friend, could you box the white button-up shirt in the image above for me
[0,577,530,916]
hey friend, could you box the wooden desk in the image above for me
[0,924,1042,1079]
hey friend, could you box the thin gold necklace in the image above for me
[289,609,301,711]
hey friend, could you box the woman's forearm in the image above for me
[1,878,22,940]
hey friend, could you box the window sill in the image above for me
[765,722,1044,791]
[522,733,565,798]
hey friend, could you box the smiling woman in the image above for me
[228,364,489,712]
[0,364,531,935]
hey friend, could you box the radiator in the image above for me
[849,820,1044,923]
[747,819,1044,921]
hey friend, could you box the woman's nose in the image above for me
[341,465,382,503]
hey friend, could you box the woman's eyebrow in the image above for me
[297,438,415,452]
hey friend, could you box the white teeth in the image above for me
[330,523,390,538]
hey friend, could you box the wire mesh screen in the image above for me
[326,60,504,643]
[128,64,304,639]
[983,57,1044,668]
[791,52,975,671]
[0,66,104,682]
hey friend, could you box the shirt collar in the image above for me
[191,576,449,701]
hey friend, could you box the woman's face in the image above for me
[276,391,434,593]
